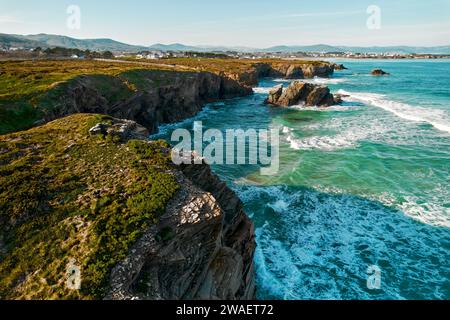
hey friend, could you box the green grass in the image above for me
[0,114,179,299]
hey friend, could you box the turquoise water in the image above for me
[154,59,450,300]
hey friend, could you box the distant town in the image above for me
[1,46,450,61]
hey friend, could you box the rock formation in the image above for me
[371,69,390,76]
[252,61,335,82]
[332,63,347,70]
[35,62,336,136]
[265,81,336,107]
[107,154,256,300]
[42,71,252,135]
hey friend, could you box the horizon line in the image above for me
[4,33,450,50]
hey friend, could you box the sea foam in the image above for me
[338,90,450,134]
[235,184,450,300]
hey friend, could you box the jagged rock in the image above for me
[285,65,304,79]
[265,81,337,107]
[333,93,349,104]
[277,82,309,106]
[252,62,335,83]
[89,123,108,136]
[332,63,347,70]
[371,69,390,76]
[266,85,283,104]
[89,119,149,140]
[307,86,334,106]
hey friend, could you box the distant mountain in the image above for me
[149,43,256,53]
[0,33,43,49]
[148,43,201,52]
[1,33,450,54]
[263,44,341,53]
[343,45,450,54]
[0,33,147,52]
[24,34,148,51]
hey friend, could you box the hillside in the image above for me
[0,33,147,52]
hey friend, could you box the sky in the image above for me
[1,0,450,48]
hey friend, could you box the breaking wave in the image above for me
[338,90,450,134]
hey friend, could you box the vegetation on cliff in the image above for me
[0,114,179,299]
[0,60,182,134]
[0,58,333,135]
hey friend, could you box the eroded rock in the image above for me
[89,118,149,140]
[266,81,337,107]
[371,69,390,76]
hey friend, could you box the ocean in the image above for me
[153,59,450,300]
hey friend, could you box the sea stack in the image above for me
[371,69,390,76]
[265,81,336,107]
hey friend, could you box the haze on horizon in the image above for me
[1,0,450,48]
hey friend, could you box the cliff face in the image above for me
[0,114,255,300]
[228,61,335,87]
[0,59,336,300]
[107,155,255,300]
[42,71,252,134]
[254,61,334,81]
[39,62,334,134]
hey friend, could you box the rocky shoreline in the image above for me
[39,61,336,135]
[0,60,339,300]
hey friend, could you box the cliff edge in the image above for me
[0,114,255,300]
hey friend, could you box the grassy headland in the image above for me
[0,57,331,135]
[0,113,179,299]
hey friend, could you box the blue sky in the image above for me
[1,0,449,47]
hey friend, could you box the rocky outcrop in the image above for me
[255,62,334,79]
[267,62,335,79]
[371,69,390,76]
[332,63,347,70]
[266,85,284,105]
[106,153,255,300]
[266,81,336,107]
[233,61,335,86]
[89,119,149,141]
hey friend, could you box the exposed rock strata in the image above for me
[251,62,335,83]
[44,71,251,135]
[106,153,256,300]
[39,61,335,135]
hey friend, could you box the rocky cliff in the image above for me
[233,61,335,86]
[0,114,255,300]
[0,59,337,300]
[0,59,337,136]
[39,61,334,134]
[107,154,255,300]
[40,71,252,135]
